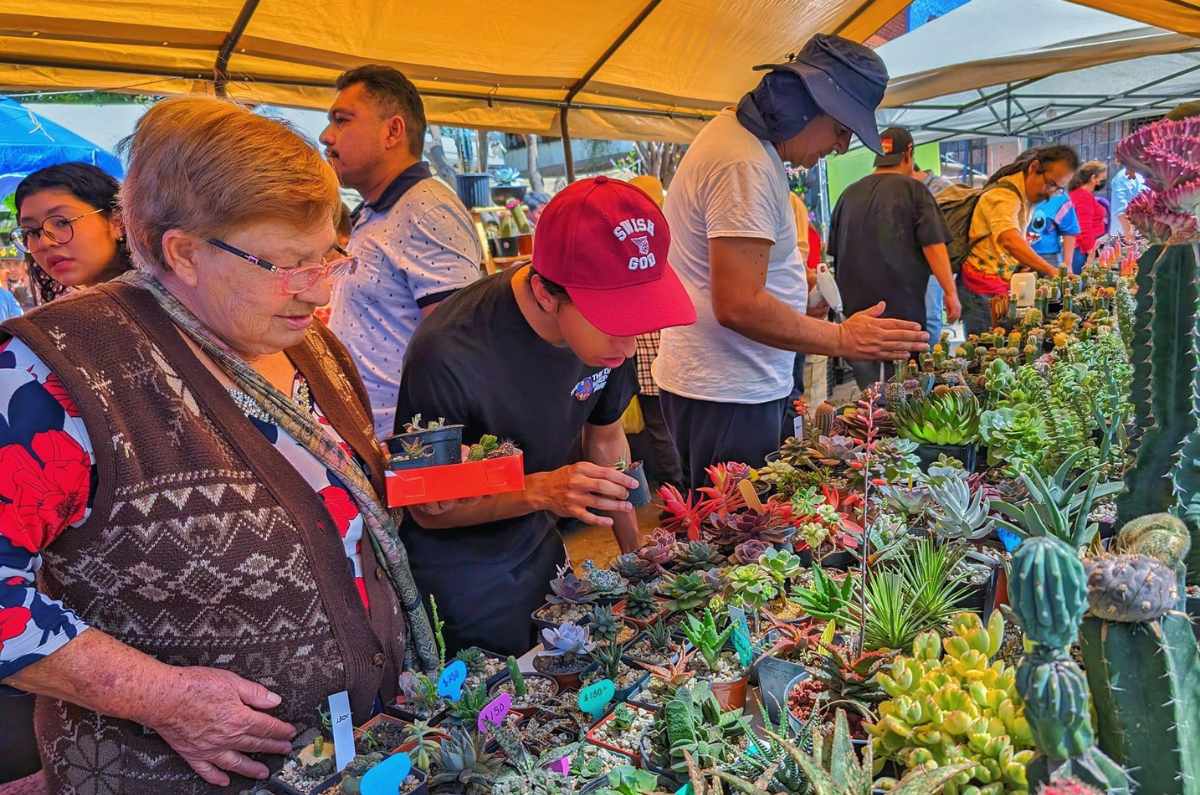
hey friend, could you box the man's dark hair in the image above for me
[531,268,571,302]
[987,144,1080,185]
[336,65,427,156]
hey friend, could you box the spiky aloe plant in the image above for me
[891,385,981,445]
[993,448,1124,549]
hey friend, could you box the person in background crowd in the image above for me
[626,174,685,492]
[321,65,481,436]
[1067,160,1107,274]
[314,203,354,326]
[525,191,553,225]
[653,34,928,489]
[12,162,133,305]
[830,127,959,390]
[911,158,953,344]
[1028,188,1081,270]
[1109,164,1148,240]
[394,177,695,655]
[0,96,437,794]
[913,160,953,196]
[958,146,1079,335]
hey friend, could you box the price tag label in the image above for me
[359,752,412,795]
[676,785,694,795]
[547,756,571,775]
[436,660,467,702]
[327,690,356,773]
[793,414,805,440]
[477,692,512,733]
[732,623,754,667]
[577,678,616,719]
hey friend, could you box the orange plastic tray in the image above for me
[385,453,525,507]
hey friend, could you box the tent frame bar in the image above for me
[213,0,262,97]
[560,0,662,182]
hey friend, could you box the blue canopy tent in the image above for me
[0,97,123,180]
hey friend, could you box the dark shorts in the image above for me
[659,390,787,490]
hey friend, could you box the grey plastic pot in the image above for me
[759,657,808,726]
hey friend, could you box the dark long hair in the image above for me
[14,163,132,305]
[986,144,1080,186]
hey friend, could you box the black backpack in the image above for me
[936,181,1024,273]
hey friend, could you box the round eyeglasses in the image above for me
[206,238,358,295]
[10,208,106,254]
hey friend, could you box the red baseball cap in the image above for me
[531,176,696,337]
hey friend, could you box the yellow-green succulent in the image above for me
[868,612,1035,795]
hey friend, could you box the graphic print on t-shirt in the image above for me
[571,368,611,401]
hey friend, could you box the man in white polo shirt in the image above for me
[321,65,482,437]
[654,34,929,488]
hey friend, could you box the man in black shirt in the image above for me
[830,127,960,389]
[395,176,696,655]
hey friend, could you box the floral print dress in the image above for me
[0,336,370,681]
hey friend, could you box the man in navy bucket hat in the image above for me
[654,34,929,489]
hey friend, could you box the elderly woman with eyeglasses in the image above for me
[12,162,134,304]
[0,97,438,794]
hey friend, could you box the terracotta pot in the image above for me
[709,673,749,711]
[532,653,594,692]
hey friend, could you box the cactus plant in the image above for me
[868,612,1036,793]
[813,400,838,437]
[505,655,526,698]
[1008,536,1088,648]
[1114,512,1191,566]
[1037,778,1102,795]
[1017,648,1096,759]
[1080,611,1200,794]
[1084,554,1179,622]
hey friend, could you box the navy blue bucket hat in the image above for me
[751,33,888,154]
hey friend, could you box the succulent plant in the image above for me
[674,540,724,572]
[636,532,677,568]
[730,538,772,565]
[644,618,672,652]
[757,547,803,587]
[430,725,503,793]
[803,434,860,468]
[589,639,625,682]
[546,567,598,606]
[992,449,1123,548]
[791,565,854,622]
[635,645,696,690]
[612,551,660,583]
[539,622,595,660]
[454,646,486,675]
[856,436,923,484]
[1114,512,1191,567]
[397,670,440,713]
[726,564,779,612]
[581,560,628,600]
[708,511,792,549]
[653,680,749,773]
[869,612,1035,792]
[623,582,658,619]
[813,400,838,436]
[891,386,981,445]
[926,474,991,541]
[589,604,621,642]
[681,608,734,672]
[1038,778,1104,795]
[1008,536,1088,648]
[505,655,526,698]
[662,571,714,613]
[809,644,891,712]
[1084,553,1179,622]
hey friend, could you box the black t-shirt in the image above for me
[829,173,950,329]
[394,267,638,569]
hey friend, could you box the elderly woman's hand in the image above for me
[152,666,296,786]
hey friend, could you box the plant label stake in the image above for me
[436,659,467,702]
[327,690,356,773]
[731,623,754,667]
[477,692,512,734]
[577,678,615,720]
[547,756,571,775]
[676,785,694,795]
[359,752,412,795]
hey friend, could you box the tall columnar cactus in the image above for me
[1080,612,1200,795]
[1118,244,1200,528]
[1171,245,1200,584]
[1007,536,1130,792]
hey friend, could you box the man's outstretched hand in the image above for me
[837,301,929,360]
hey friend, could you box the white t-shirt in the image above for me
[653,110,807,404]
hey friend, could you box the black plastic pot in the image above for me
[639,734,685,788]
[758,657,808,726]
[956,550,1001,621]
[495,236,521,257]
[915,442,978,473]
[818,550,855,570]
[384,425,463,468]
[625,461,651,508]
[454,173,491,209]
[531,601,594,633]
[532,653,595,692]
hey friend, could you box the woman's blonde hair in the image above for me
[118,96,340,271]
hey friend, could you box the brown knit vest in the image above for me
[4,283,406,794]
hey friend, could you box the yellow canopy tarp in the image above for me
[0,0,910,143]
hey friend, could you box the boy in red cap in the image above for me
[394,176,696,655]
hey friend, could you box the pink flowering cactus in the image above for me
[1116,117,1200,244]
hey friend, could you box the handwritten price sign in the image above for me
[577,678,616,720]
[476,692,512,733]
[360,752,412,795]
[436,660,467,702]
